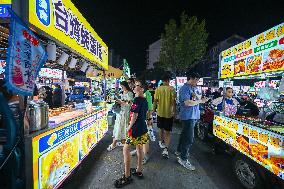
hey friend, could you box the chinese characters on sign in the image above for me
[213,115,284,180]
[30,0,108,69]
[220,23,284,79]
[38,68,63,79]
[5,10,47,96]
[0,4,11,17]
[52,0,103,61]
[32,110,108,189]
[0,0,11,18]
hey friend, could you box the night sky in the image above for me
[72,0,284,74]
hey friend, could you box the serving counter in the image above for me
[213,115,284,181]
[24,108,108,189]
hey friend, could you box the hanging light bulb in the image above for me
[58,52,69,65]
[68,57,77,68]
[80,62,89,72]
[46,41,56,61]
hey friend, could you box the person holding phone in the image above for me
[108,81,133,151]
[176,72,208,170]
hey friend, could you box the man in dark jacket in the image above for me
[52,84,62,108]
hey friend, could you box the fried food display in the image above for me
[246,54,262,73]
[234,59,246,75]
[262,49,284,71]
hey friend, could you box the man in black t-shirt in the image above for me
[237,95,259,117]
[114,80,149,188]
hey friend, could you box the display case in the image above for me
[213,114,284,180]
[24,108,108,189]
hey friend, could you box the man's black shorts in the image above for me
[157,116,173,131]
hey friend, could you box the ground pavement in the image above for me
[61,124,245,189]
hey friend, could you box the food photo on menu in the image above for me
[246,53,263,74]
[262,48,284,72]
[234,58,246,75]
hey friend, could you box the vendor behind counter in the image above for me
[237,94,259,117]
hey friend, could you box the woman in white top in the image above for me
[108,81,133,151]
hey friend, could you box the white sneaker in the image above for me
[162,148,169,159]
[142,155,150,165]
[178,158,195,171]
[107,144,116,151]
[130,149,137,156]
[117,142,124,147]
[148,129,156,142]
[159,141,166,149]
[175,151,181,156]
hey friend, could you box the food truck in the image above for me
[214,22,284,189]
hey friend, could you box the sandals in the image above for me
[130,168,144,179]
[114,175,133,188]
[114,169,143,188]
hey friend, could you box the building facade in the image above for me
[195,34,245,79]
[108,49,122,68]
[146,39,161,69]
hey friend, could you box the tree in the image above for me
[160,12,208,76]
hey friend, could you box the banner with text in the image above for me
[5,9,47,96]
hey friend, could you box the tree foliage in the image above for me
[160,12,208,75]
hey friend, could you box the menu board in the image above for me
[213,115,284,180]
[32,109,108,189]
[220,23,284,79]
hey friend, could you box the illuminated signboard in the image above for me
[213,115,284,180]
[38,68,63,79]
[219,22,284,79]
[29,0,108,70]
[0,0,11,17]
[32,109,108,189]
[169,77,203,86]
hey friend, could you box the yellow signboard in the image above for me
[213,115,284,181]
[0,0,11,4]
[220,23,284,79]
[32,109,108,189]
[29,0,108,70]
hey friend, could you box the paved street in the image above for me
[60,124,245,189]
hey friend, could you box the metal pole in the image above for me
[103,71,107,107]
[12,1,32,188]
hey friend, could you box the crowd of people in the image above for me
[108,72,262,188]
[110,72,211,188]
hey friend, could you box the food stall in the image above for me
[0,1,109,189]
[215,22,284,188]
[94,65,123,126]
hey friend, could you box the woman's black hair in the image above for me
[127,78,135,83]
[135,79,147,91]
[120,81,132,92]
